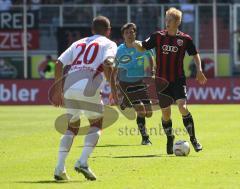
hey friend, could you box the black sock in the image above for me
[162,119,173,138]
[182,113,196,140]
[137,116,148,139]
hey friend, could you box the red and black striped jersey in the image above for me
[142,30,198,82]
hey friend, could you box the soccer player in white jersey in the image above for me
[51,16,118,181]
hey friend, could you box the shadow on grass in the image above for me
[14,180,83,184]
[112,154,197,158]
[92,153,198,159]
[78,144,140,148]
[113,154,164,158]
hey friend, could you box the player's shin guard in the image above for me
[137,116,148,139]
[78,127,101,167]
[182,113,196,140]
[161,119,173,137]
[56,130,75,172]
[162,119,174,154]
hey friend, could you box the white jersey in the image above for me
[58,34,117,91]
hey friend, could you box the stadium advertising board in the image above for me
[0,11,39,50]
[0,29,39,50]
[187,78,240,104]
[0,80,52,105]
[0,78,239,105]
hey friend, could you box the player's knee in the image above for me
[161,110,171,121]
[144,103,152,118]
[179,107,188,115]
[162,115,171,121]
[134,104,146,117]
[145,111,152,118]
[137,111,146,118]
[89,117,103,130]
[67,126,79,135]
[68,120,80,135]
[178,104,188,115]
[176,100,188,114]
[136,107,146,117]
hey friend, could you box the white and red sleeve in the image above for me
[58,43,75,66]
[102,41,117,63]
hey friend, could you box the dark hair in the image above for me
[92,16,111,35]
[121,22,137,36]
[46,55,52,60]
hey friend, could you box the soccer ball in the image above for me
[173,140,190,156]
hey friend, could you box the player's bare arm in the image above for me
[52,60,64,107]
[103,57,118,104]
[132,40,146,52]
[193,54,207,85]
[149,50,156,77]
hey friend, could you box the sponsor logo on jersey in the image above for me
[119,55,132,64]
[162,45,178,54]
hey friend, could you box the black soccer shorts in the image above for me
[119,80,151,105]
[156,78,187,108]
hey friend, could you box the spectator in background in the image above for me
[234,28,240,62]
[180,0,195,39]
[0,58,17,79]
[42,0,63,4]
[30,0,41,11]
[38,55,55,79]
[29,0,41,22]
[132,0,158,39]
[0,0,12,11]
[115,0,129,3]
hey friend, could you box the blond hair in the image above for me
[166,7,182,24]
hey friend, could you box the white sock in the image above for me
[56,130,75,172]
[79,127,101,167]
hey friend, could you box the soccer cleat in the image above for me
[74,161,96,181]
[166,135,175,154]
[190,138,203,152]
[54,168,70,181]
[141,137,152,145]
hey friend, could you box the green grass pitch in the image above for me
[0,105,240,189]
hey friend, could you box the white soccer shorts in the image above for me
[64,88,104,122]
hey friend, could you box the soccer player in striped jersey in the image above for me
[133,7,207,154]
